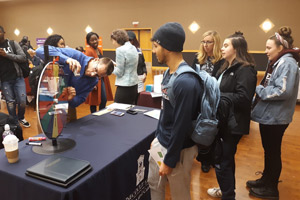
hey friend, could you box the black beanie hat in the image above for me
[152,22,185,52]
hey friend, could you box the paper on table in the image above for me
[144,109,161,120]
[92,108,113,116]
[106,103,134,110]
[148,145,164,167]
[150,92,162,98]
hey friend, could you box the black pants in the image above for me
[90,79,107,113]
[215,131,242,200]
[114,85,137,105]
[259,123,288,187]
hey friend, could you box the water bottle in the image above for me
[2,124,14,139]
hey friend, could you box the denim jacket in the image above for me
[251,53,300,125]
[113,41,138,86]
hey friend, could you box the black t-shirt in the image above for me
[0,39,17,82]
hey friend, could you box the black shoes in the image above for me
[246,178,265,188]
[201,162,211,173]
[249,186,279,199]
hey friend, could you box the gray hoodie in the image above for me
[251,53,299,125]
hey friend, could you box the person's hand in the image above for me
[0,48,6,57]
[61,87,76,101]
[159,162,173,176]
[66,58,81,75]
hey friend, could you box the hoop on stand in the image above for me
[33,59,75,155]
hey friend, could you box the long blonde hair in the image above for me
[197,30,222,64]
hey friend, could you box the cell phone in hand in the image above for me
[126,109,138,115]
[110,110,125,117]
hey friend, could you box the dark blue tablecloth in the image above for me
[0,107,158,200]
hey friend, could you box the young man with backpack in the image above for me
[0,26,30,127]
[147,22,204,200]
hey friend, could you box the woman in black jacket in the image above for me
[207,32,257,200]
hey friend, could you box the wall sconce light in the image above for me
[260,19,274,33]
[47,27,53,35]
[189,21,200,34]
[85,25,92,33]
[14,29,20,36]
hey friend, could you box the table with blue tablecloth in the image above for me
[0,106,158,200]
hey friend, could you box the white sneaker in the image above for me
[19,118,31,128]
[207,187,222,198]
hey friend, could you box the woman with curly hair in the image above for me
[85,32,113,113]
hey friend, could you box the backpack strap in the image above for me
[162,62,200,107]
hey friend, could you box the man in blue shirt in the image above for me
[148,22,203,200]
[36,46,114,120]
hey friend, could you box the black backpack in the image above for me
[28,63,44,100]
[0,112,23,149]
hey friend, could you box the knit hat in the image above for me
[152,22,185,52]
[127,31,136,40]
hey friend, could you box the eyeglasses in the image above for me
[93,60,106,78]
[201,40,214,45]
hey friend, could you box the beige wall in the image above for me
[1,0,300,51]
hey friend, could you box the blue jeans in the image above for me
[1,77,27,123]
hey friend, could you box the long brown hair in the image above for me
[219,31,255,74]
